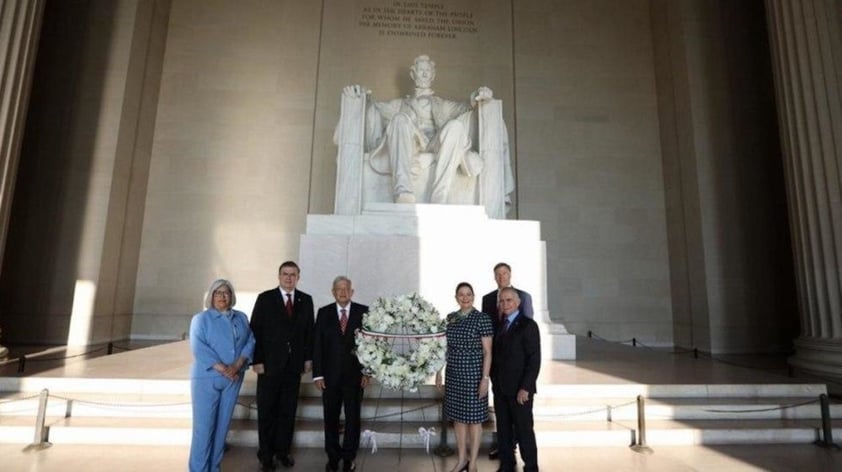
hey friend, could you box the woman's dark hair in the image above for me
[455,281,474,296]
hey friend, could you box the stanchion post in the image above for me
[630,395,653,454]
[588,330,592,338]
[693,348,698,359]
[434,397,453,457]
[814,393,840,449]
[24,389,52,450]
[18,354,26,373]
[107,342,113,355]
[632,338,637,347]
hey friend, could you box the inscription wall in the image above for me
[358,1,478,39]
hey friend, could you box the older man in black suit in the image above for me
[491,287,540,472]
[250,261,315,471]
[312,276,369,472]
[482,262,534,460]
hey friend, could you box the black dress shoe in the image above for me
[325,461,339,472]
[488,446,499,460]
[279,454,295,468]
[260,460,276,471]
[342,459,356,471]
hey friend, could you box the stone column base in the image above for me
[789,337,842,386]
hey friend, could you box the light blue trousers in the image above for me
[189,375,243,472]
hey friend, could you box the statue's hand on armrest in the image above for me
[471,86,493,105]
[343,85,370,98]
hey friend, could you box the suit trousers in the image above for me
[189,375,243,472]
[322,384,363,464]
[256,370,301,463]
[494,393,539,472]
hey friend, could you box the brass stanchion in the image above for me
[24,389,52,451]
[814,393,840,449]
[630,395,653,454]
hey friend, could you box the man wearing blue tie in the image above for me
[490,287,541,472]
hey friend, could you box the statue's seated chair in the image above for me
[334,93,511,218]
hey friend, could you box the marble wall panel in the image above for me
[515,0,672,345]
[134,0,323,330]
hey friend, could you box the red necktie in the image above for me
[340,308,348,334]
[285,293,293,316]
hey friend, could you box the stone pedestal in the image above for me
[299,203,575,360]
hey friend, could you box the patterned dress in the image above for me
[443,308,494,423]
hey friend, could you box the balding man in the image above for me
[491,287,540,472]
[482,262,533,460]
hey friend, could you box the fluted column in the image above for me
[0,0,44,356]
[765,0,842,379]
[0,0,44,271]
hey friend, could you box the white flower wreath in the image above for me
[355,293,447,392]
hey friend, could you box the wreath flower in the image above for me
[355,293,447,392]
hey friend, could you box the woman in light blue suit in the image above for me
[189,279,255,472]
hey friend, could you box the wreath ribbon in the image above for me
[362,429,378,454]
[418,426,437,454]
[359,329,445,339]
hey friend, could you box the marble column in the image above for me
[0,0,45,356]
[0,0,44,270]
[765,0,842,380]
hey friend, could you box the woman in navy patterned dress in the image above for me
[436,282,493,472]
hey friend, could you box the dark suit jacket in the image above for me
[491,313,540,396]
[312,301,368,388]
[482,287,534,326]
[250,287,314,375]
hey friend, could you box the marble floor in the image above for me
[1,337,841,471]
[2,438,840,471]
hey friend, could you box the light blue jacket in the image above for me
[190,308,255,379]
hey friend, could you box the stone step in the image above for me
[531,396,840,421]
[2,415,840,447]
[2,373,835,448]
[0,376,828,399]
[2,391,838,423]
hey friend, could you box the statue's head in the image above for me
[410,55,436,89]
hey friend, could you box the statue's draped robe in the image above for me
[334,92,514,219]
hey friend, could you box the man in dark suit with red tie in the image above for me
[491,287,541,472]
[312,276,369,472]
[250,261,315,471]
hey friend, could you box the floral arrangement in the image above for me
[355,293,447,392]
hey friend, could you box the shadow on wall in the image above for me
[0,0,118,344]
